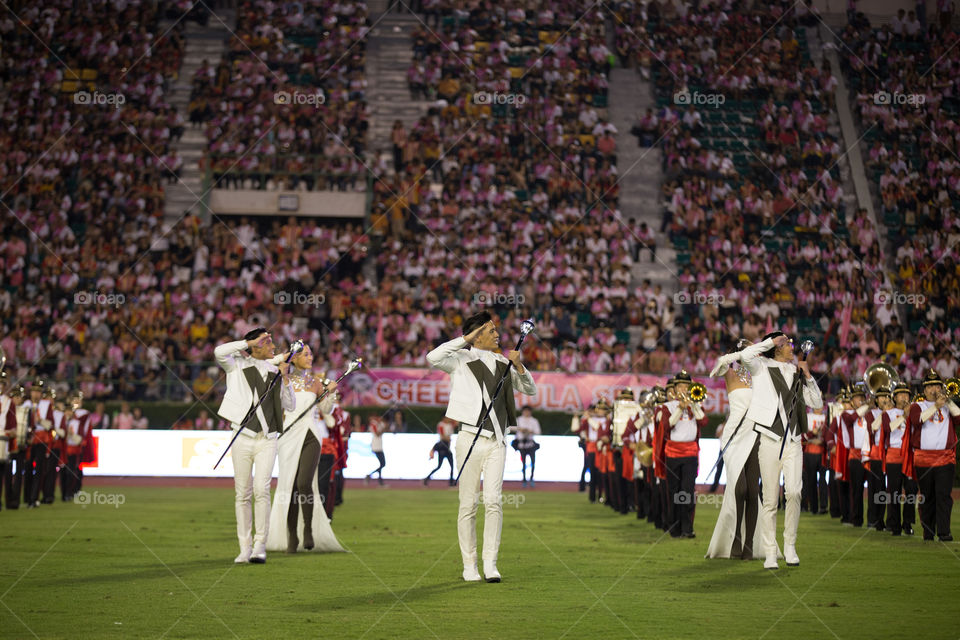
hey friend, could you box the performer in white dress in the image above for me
[705,343,773,560]
[267,345,344,554]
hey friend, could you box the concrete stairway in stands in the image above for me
[160,8,235,225]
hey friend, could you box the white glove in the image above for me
[709,352,740,378]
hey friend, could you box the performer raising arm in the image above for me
[740,333,822,570]
[426,311,537,583]
[215,328,295,565]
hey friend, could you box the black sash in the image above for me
[768,367,807,438]
[242,366,283,433]
[466,358,516,435]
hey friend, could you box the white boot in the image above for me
[784,544,799,567]
[249,542,267,564]
[764,555,779,570]
[234,547,252,564]
[462,565,481,582]
[483,559,501,583]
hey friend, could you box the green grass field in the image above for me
[1,481,958,640]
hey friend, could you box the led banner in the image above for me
[84,430,727,485]
[339,368,731,415]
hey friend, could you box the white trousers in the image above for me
[455,433,506,569]
[232,431,278,551]
[758,435,802,560]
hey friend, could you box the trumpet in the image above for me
[946,377,960,401]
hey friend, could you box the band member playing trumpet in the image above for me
[663,371,706,538]
[741,333,823,569]
[826,389,851,522]
[862,388,890,530]
[652,378,676,530]
[909,370,959,542]
[882,382,915,536]
[840,385,870,528]
[3,386,29,509]
[25,381,54,508]
[707,343,763,560]
[612,389,641,515]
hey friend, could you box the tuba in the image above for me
[863,362,899,396]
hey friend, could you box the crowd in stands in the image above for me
[190,0,371,191]
[2,0,957,420]
[610,0,952,392]
[838,9,960,359]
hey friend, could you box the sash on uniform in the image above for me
[767,367,807,439]
[242,366,282,434]
[466,359,515,440]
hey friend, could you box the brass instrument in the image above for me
[688,381,707,403]
[946,377,960,401]
[863,362,899,395]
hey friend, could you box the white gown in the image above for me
[267,387,344,553]
[706,387,779,559]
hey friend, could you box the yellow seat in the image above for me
[474,41,490,52]
[81,68,97,80]
[64,68,82,81]
[579,134,595,146]
[509,66,523,78]
[60,80,78,93]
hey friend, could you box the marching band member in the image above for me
[706,344,763,560]
[595,398,614,508]
[0,375,11,510]
[317,384,344,519]
[740,333,822,570]
[61,391,89,502]
[663,371,706,539]
[621,391,656,520]
[826,388,852,523]
[266,345,342,554]
[862,388,889,530]
[652,378,676,530]
[3,386,29,509]
[840,385,870,527]
[801,407,828,515]
[573,401,610,504]
[882,382,915,536]
[25,381,54,508]
[909,370,959,542]
[612,389,642,515]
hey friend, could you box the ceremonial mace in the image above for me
[454,319,536,485]
[214,339,305,470]
[779,339,815,460]
[280,357,364,437]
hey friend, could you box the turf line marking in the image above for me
[0,520,78,601]
[0,598,42,639]
[121,520,240,640]
[343,539,454,640]
[758,526,871,640]
[557,525,673,640]
[157,563,238,640]
[520,520,641,640]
